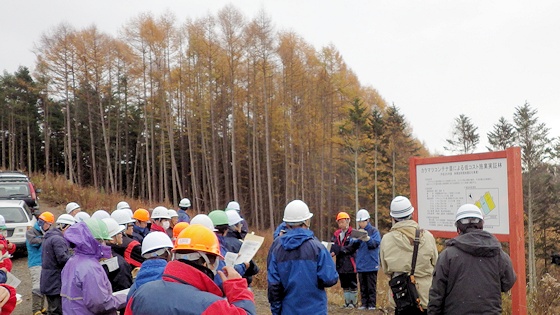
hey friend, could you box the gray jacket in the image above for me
[428,229,516,314]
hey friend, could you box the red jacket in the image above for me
[0,236,15,272]
[126,260,256,314]
[0,284,17,315]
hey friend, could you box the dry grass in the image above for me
[30,172,174,214]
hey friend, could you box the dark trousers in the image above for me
[358,270,378,308]
[46,294,62,315]
[339,272,358,290]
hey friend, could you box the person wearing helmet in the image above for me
[225,201,248,238]
[65,202,81,217]
[379,196,438,314]
[60,219,126,314]
[428,204,516,315]
[101,218,133,298]
[41,214,75,315]
[354,209,381,310]
[127,231,173,300]
[224,210,260,288]
[150,206,171,233]
[0,215,15,273]
[167,209,179,239]
[132,208,150,243]
[110,209,145,269]
[208,210,251,289]
[177,198,191,223]
[330,211,359,308]
[91,209,111,220]
[74,211,90,223]
[171,222,189,243]
[26,211,54,314]
[190,214,216,231]
[268,200,338,315]
[116,201,134,219]
[126,224,256,314]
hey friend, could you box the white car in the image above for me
[0,199,37,249]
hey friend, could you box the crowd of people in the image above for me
[266,196,516,315]
[0,194,518,314]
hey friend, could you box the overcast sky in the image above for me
[2,1,559,154]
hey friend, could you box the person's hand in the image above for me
[330,252,335,257]
[356,229,369,242]
[217,266,242,282]
[0,286,10,307]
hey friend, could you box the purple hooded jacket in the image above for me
[60,222,126,314]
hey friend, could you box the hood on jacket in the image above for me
[64,222,103,259]
[43,227,63,241]
[281,227,314,250]
[446,229,501,257]
[389,219,420,252]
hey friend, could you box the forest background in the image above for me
[1,5,560,311]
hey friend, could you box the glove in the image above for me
[359,234,370,242]
[358,229,370,242]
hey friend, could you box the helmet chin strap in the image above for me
[174,251,219,275]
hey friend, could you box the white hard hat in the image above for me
[168,209,179,218]
[151,206,171,220]
[116,201,131,210]
[56,214,76,226]
[102,218,125,238]
[65,202,80,214]
[92,210,111,220]
[226,210,243,226]
[283,200,313,223]
[455,204,484,222]
[141,231,173,255]
[74,211,91,222]
[390,196,414,218]
[0,215,6,227]
[124,208,134,218]
[225,201,241,212]
[190,214,217,231]
[111,209,135,225]
[356,209,370,222]
[179,198,191,208]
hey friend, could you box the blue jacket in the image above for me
[127,258,167,300]
[273,222,287,239]
[132,225,149,244]
[177,209,190,223]
[355,223,381,272]
[26,222,44,267]
[214,235,246,289]
[267,227,338,315]
[40,228,72,295]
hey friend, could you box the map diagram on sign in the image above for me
[466,189,500,228]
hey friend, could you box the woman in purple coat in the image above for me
[60,219,127,315]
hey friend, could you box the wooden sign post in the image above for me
[409,147,526,315]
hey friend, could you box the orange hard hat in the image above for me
[133,208,150,222]
[336,212,350,221]
[173,224,223,258]
[172,222,190,239]
[39,211,55,224]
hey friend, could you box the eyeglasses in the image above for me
[458,218,481,225]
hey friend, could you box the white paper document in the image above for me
[321,241,333,251]
[6,272,21,288]
[112,288,130,296]
[234,234,264,265]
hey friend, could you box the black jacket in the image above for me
[428,229,516,315]
[331,227,359,274]
[40,228,72,295]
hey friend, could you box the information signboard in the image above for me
[416,158,509,234]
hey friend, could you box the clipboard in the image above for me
[350,229,367,239]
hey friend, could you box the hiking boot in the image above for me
[368,306,376,310]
